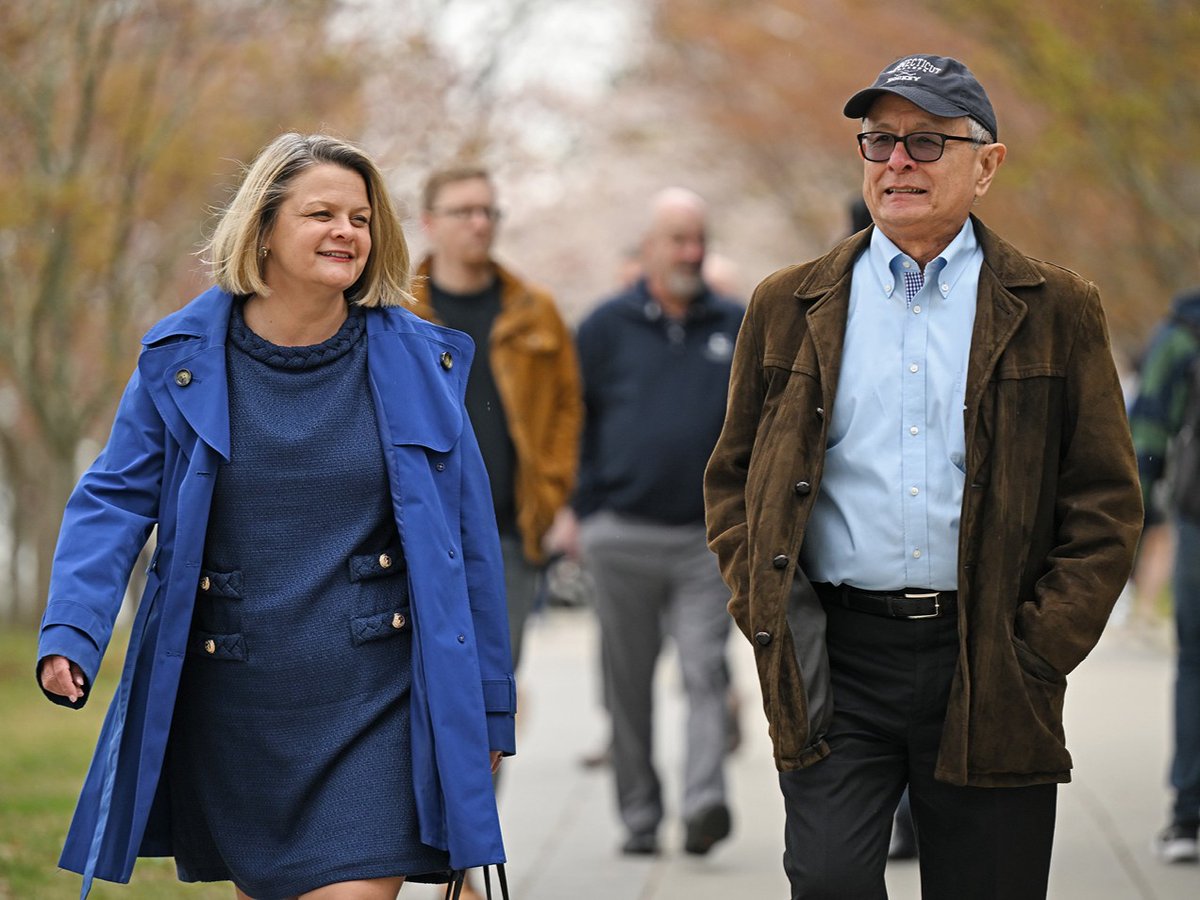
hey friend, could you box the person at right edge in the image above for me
[1130,285,1200,864]
[704,54,1143,899]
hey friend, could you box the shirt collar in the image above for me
[867,219,979,302]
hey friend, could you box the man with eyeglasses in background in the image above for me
[415,166,582,685]
[705,55,1143,899]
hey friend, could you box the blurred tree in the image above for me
[646,0,1200,347]
[933,0,1200,342]
[0,0,366,622]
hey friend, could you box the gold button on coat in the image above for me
[174,369,192,386]
[440,351,453,370]
[199,576,211,591]
[204,639,216,654]
[378,553,392,569]
[392,612,406,629]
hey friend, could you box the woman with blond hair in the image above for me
[36,132,513,899]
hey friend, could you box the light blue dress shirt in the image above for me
[800,220,982,590]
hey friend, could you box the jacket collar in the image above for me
[793,215,1039,423]
[411,256,545,346]
[137,286,234,460]
[612,277,727,324]
[793,214,1044,301]
[135,288,471,462]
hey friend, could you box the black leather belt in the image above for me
[812,582,957,619]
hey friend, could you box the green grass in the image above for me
[0,626,228,899]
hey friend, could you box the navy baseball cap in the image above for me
[843,54,997,139]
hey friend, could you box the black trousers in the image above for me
[778,600,1057,900]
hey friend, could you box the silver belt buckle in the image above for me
[903,590,940,619]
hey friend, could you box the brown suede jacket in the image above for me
[412,258,582,564]
[704,217,1143,787]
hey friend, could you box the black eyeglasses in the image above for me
[857,131,987,163]
[431,204,503,223]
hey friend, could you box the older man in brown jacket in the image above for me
[705,55,1142,899]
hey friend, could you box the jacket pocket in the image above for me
[1012,635,1064,685]
[1011,635,1067,746]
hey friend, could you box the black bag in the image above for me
[444,865,510,900]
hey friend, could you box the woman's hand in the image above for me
[490,751,503,774]
[39,655,86,703]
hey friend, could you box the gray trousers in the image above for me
[494,535,540,796]
[500,534,540,672]
[580,510,731,835]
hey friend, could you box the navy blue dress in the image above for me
[167,303,451,897]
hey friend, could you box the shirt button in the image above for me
[912,305,922,314]
[449,549,456,559]
[457,634,466,644]
[913,549,922,559]
[902,260,912,269]
[435,462,446,472]
[909,363,919,373]
[379,553,392,569]
[910,486,919,496]
[941,284,949,292]
[910,426,919,435]
[440,351,453,370]
[174,369,192,387]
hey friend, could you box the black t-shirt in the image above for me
[428,278,517,535]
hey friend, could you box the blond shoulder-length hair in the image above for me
[207,132,414,307]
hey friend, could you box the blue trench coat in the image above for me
[36,287,516,896]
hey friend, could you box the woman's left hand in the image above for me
[490,751,503,774]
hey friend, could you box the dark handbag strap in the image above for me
[444,865,510,900]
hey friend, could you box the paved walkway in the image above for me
[406,607,1196,899]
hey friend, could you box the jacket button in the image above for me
[457,634,466,644]
[793,481,811,495]
[204,639,216,654]
[199,575,211,591]
[175,369,193,387]
[379,553,392,569]
[815,407,824,420]
[392,612,406,629]
[435,462,446,472]
[440,351,453,370]
[772,554,789,569]
[754,631,772,646]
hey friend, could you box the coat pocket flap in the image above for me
[350,609,411,645]
[189,631,247,661]
[198,568,243,599]
[348,546,407,582]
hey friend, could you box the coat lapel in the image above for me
[794,230,867,412]
[137,287,232,460]
[962,217,1042,431]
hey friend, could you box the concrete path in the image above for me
[405,608,1196,899]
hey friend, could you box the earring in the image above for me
[259,246,269,259]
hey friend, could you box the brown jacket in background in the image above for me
[704,216,1143,787]
[412,258,582,564]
